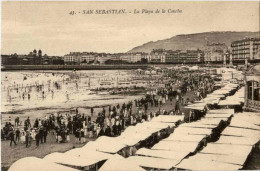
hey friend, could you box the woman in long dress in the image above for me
[20,131,26,144]
[31,129,36,141]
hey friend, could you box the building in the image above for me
[1,55,9,65]
[120,53,131,62]
[64,52,81,65]
[81,53,97,64]
[165,49,204,63]
[244,64,260,112]
[204,42,227,62]
[1,49,44,65]
[231,38,260,62]
[150,49,166,63]
[130,53,143,63]
[42,55,64,65]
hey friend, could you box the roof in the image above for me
[190,153,248,166]
[99,154,145,171]
[44,152,98,167]
[164,132,207,142]
[127,156,177,170]
[216,135,259,146]
[65,147,112,162]
[247,64,260,75]
[221,127,260,138]
[200,143,253,156]
[8,157,78,171]
[136,148,189,161]
[177,156,243,170]
[152,141,199,152]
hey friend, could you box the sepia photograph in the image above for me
[1,1,260,171]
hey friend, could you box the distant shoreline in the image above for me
[1,65,148,71]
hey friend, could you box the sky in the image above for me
[1,1,259,56]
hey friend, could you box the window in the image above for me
[247,81,260,101]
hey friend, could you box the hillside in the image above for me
[128,31,260,53]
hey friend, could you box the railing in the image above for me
[247,99,260,111]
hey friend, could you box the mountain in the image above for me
[128,31,260,53]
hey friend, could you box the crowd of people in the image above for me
[2,69,217,150]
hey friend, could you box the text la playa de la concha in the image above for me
[69,9,183,15]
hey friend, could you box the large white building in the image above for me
[64,53,81,65]
[231,38,260,61]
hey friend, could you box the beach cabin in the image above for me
[244,64,260,112]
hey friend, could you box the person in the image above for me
[39,126,44,143]
[43,126,48,143]
[15,128,20,143]
[98,127,105,137]
[104,126,111,136]
[35,130,40,147]
[9,128,16,146]
[25,130,30,147]
[20,131,26,144]
[90,108,94,116]
[26,117,31,128]
[28,132,33,147]
[15,117,19,127]
[80,128,85,143]
[175,100,180,114]
[75,128,80,143]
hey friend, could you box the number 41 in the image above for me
[69,11,75,15]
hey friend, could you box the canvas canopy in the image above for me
[81,141,99,151]
[127,156,177,170]
[221,127,260,138]
[218,100,241,106]
[8,157,78,171]
[150,115,184,123]
[200,143,253,157]
[184,103,206,110]
[136,148,189,161]
[199,118,224,125]
[164,133,206,143]
[174,127,212,135]
[229,118,260,130]
[177,156,242,170]
[65,148,112,162]
[207,109,234,114]
[207,94,225,98]
[152,141,199,153]
[94,136,127,154]
[191,153,248,166]
[234,112,260,125]
[179,122,216,129]
[99,154,145,171]
[44,152,97,167]
[216,135,259,146]
[205,113,232,118]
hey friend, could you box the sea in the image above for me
[1,70,143,127]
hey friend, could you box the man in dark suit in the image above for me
[9,128,16,146]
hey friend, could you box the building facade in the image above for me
[204,43,227,62]
[64,52,81,65]
[165,49,204,63]
[244,64,260,112]
[150,49,166,63]
[231,38,260,61]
